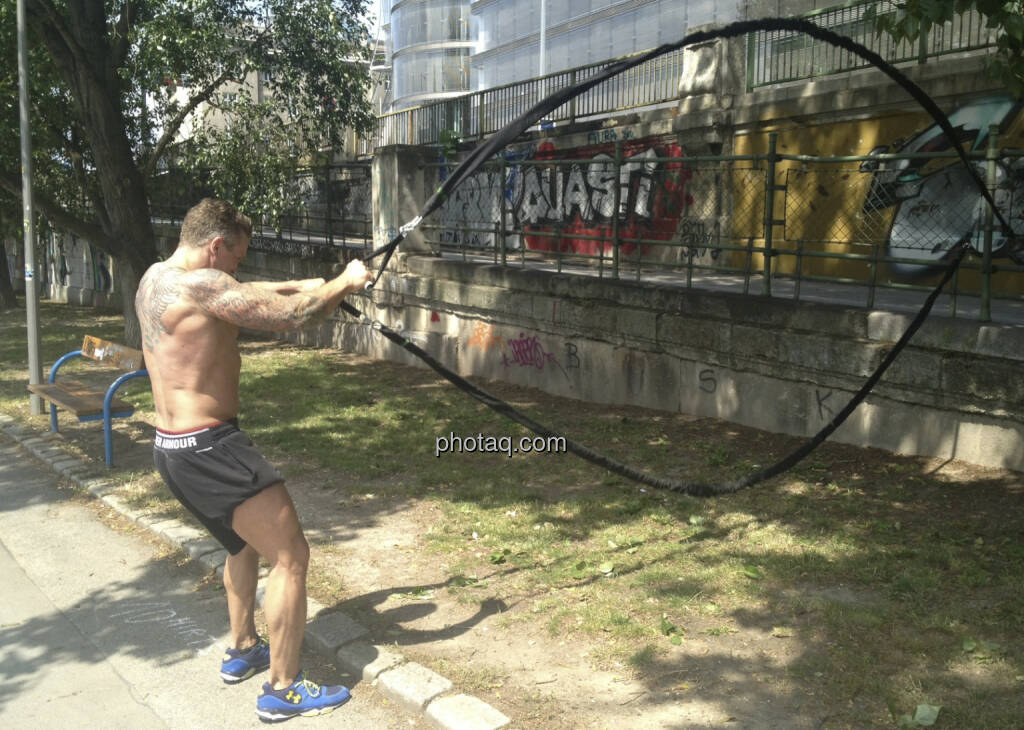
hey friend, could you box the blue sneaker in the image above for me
[221,638,271,684]
[255,671,351,722]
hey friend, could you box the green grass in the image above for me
[3,301,1024,729]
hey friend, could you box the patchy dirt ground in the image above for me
[16,347,1024,730]
[270,450,1023,730]
[275,470,794,729]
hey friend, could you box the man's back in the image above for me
[136,262,243,432]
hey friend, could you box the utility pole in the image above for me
[539,0,546,81]
[538,0,550,128]
[18,0,44,415]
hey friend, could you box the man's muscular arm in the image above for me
[187,261,369,331]
[247,278,326,295]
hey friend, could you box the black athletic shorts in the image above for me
[153,419,283,555]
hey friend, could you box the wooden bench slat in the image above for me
[28,380,133,417]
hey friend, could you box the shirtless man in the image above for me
[135,198,372,722]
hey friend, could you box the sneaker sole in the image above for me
[221,664,270,684]
[255,700,348,723]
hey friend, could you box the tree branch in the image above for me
[0,170,118,252]
[109,0,136,78]
[142,66,236,180]
[143,25,277,180]
[25,0,99,90]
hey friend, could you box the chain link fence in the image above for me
[423,154,769,283]
[147,143,1024,321]
[783,158,1024,264]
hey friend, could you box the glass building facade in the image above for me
[390,0,474,109]
[471,0,739,91]
[386,0,743,110]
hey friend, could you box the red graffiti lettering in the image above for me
[520,139,694,256]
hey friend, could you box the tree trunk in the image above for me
[118,259,143,348]
[27,1,160,344]
[0,241,19,310]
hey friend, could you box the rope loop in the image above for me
[346,18,1000,497]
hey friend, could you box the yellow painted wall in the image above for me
[729,99,1024,295]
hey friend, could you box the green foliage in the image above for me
[871,0,1024,98]
[438,129,459,159]
[658,613,683,645]
[0,0,374,250]
[178,96,311,224]
[136,0,374,218]
[0,2,91,227]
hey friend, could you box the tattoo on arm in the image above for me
[187,269,332,331]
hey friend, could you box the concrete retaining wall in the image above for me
[239,248,1024,472]
[42,233,121,310]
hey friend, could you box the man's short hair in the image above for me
[179,198,253,249]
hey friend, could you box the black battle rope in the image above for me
[342,240,967,496]
[344,17,1009,497]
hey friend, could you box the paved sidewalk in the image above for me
[0,438,423,729]
[0,415,510,730]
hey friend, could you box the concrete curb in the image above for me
[0,415,511,730]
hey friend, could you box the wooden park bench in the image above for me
[28,335,150,467]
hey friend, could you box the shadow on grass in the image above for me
[4,305,1023,728]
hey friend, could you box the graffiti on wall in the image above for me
[437,136,718,262]
[374,225,399,248]
[679,218,722,261]
[860,97,1024,273]
[467,321,503,351]
[516,140,694,257]
[501,332,565,376]
[466,323,572,379]
[434,103,1024,284]
[436,147,532,249]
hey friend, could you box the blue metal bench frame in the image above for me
[45,349,149,467]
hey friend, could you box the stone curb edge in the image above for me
[0,416,511,730]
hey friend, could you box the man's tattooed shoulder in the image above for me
[184,267,233,297]
[136,264,186,352]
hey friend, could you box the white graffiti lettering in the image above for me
[107,601,223,656]
[513,148,660,226]
[587,154,617,219]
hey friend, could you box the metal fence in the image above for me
[747,0,999,89]
[364,48,685,151]
[150,163,374,262]
[146,142,1024,323]
[419,135,1024,322]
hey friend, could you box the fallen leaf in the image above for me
[743,565,765,580]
